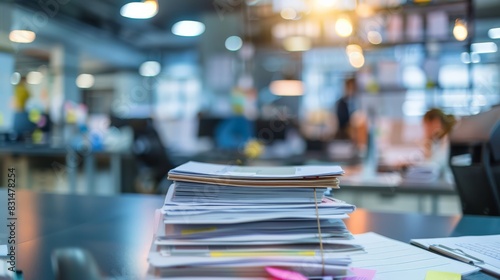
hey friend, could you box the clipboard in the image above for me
[411,235,500,277]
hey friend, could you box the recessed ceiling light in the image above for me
[488,27,500,39]
[335,16,353,37]
[9,30,36,43]
[280,8,297,20]
[76,74,95,89]
[225,36,243,51]
[139,61,161,77]
[283,36,311,52]
[172,21,205,37]
[453,19,468,41]
[11,72,21,85]
[27,71,43,85]
[270,80,304,96]
[471,42,497,54]
[120,1,158,19]
[367,31,382,44]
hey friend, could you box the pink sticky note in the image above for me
[345,267,376,280]
[265,267,308,280]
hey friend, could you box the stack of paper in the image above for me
[147,161,362,279]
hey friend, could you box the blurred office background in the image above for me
[1,0,499,215]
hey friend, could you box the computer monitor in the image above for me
[197,117,223,139]
[254,119,288,145]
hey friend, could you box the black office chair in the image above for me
[111,117,174,194]
[449,108,500,216]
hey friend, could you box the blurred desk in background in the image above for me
[339,167,457,215]
[0,143,132,194]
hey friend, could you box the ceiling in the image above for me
[9,0,500,74]
[13,0,234,50]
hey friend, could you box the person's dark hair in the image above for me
[343,77,356,97]
[423,108,456,138]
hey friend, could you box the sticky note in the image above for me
[345,267,376,280]
[265,267,308,280]
[425,271,461,280]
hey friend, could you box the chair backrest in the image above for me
[449,111,500,216]
[489,122,500,163]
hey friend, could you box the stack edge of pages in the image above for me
[147,161,362,279]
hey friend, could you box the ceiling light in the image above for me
[453,19,468,41]
[9,30,36,43]
[270,80,304,96]
[346,44,364,68]
[283,36,311,52]
[27,71,43,85]
[471,42,497,54]
[76,74,95,89]
[139,61,161,77]
[335,16,353,37]
[11,72,21,85]
[346,44,362,55]
[460,52,470,64]
[348,52,365,68]
[280,7,297,20]
[225,36,243,51]
[367,31,382,44]
[315,0,336,9]
[120,0,158,19]
[488,27,500,39]
[172,20,205,37]
[470,52,481,63]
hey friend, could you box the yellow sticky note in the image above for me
[425,271,461,280]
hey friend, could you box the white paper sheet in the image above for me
[169,161,343,179]
[350,232,479,280]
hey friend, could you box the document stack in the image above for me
[147,161,362,279]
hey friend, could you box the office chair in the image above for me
[449,108,500,216]
[111,117,174,194]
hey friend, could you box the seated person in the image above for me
[421,108,457,166]
[403,108,456,183]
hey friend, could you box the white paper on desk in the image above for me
[411,234,500,276]
[164,185,355,217]
[162,211,349,224]
[147,253,349,279]
[169,161,343,179]
[163,219,349,239]
[349,232,479,280]
[166,183,325,206]
[171,182,326,203]
[148,250,350,267]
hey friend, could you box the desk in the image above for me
[0,143,130,194]
[5,190,500,279]
[340,175,457,215]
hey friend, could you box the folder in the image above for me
[167,161,343,188]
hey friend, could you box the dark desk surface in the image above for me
[6,190,500,279]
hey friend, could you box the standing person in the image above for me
[335,77,356,140]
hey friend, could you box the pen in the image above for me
[429,244,485,265]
